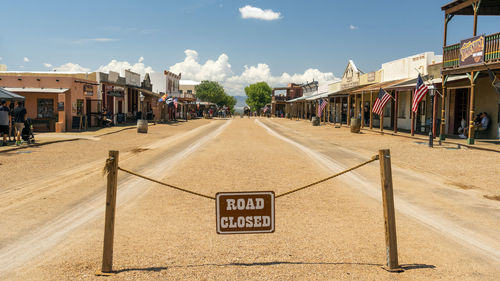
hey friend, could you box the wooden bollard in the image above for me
[101,150,119,273]
[378,149,401,272]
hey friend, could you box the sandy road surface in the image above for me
[2,117,500,280]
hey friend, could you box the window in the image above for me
[187,90,192,94]
[37,99,54,118]
[179,90,183,94]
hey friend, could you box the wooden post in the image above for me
[440,85,447,140]
[432,93,437,137]
[369,91,373,130]
[411,89,415,136]
[361,92,364,128]
[468,73,476,144]
[347,95,351,126]
[102,150,119,273]
[378,149,400,271]
[394,91,398,133]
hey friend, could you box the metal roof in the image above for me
[0,88,25,100]
[351,78,412,93]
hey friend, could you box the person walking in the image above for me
[13,101,27,146]
[0,100,11,146]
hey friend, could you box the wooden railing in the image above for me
[443,32,500,70]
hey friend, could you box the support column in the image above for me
[369,91,373,130]
[468,72,476,144]
[361,92,365,128]
[440,84,447,140]
[411,89,415,136]
[347,95,351,126]
[432,92,437,137]
[394,91,398,133]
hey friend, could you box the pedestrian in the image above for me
[13,101,27,146]
[0,100,11,146]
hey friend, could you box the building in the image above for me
[0,72,98,132]
[0,65,7,71]
[272,83,302,117]
[440,0,500,143]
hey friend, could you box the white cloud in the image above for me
[43,63,52,68]
[169,49,233,82]
[96,59,154,77]
[53,62,90,72]
[23,57,30,62]
[349,25,358,30]
[170,49,338,95]
[88,38,116,42]
[138,56,144,63]
[239,5,282,21]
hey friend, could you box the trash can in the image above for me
[350,118,361,133]
[137,119,148,133]
[312,116,320,126]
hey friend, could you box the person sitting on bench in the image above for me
[102,109,113,127]
[461,112,489,138]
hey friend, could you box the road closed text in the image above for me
[216,192,275,234]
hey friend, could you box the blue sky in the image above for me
[1,0,498,94]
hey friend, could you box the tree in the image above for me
[225,95,237,110]
[245,82,272,113]
[195,81,227,106]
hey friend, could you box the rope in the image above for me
[117,167,215,200]
[114,155,379,201]
[275,155,379,198]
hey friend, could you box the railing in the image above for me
[272,95,287,101]
[443,32,500,70]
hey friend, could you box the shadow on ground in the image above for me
[108,261,435,275]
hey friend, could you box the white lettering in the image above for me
[226,199,236,210]
[237,216,245,227]
[237,199,245,210]
[255,198,264,209]
[262,216,271,227]
[221,217,228,228]
[228,216,237,228]
[245,216,253,227]
[254,216,262,227]
[246,199,255,210]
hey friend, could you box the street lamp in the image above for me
[140,93,145,120]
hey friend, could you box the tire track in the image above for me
[0,120,231,276]
[255,118,500,263]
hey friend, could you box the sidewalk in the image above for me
[0,123,143,153]
[298,118,500,153]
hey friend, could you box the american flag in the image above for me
[372,88,391,116]
[317,98,328,117]
[412,74,429,113]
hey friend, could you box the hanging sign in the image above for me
[216,191,275,234]
[460,35,485,67]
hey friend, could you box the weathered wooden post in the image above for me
[101,150,119,273]
[378,149,401,271]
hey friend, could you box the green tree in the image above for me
[195,81,227,106]
[225,95,237,110]
[245,82,272,113]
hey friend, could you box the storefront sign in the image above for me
[57,102,64,111]
[367,72,375,82]
[216,191,275,234]
[460,35,485,67]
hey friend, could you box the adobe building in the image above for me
[0,72,97,132]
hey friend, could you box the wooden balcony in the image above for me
[442,32,500,74]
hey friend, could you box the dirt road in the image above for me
[1,117,499,280]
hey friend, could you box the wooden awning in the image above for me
[442,0,500,15]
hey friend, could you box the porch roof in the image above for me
[4,87,69,93]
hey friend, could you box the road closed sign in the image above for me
[216,191,275,234]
